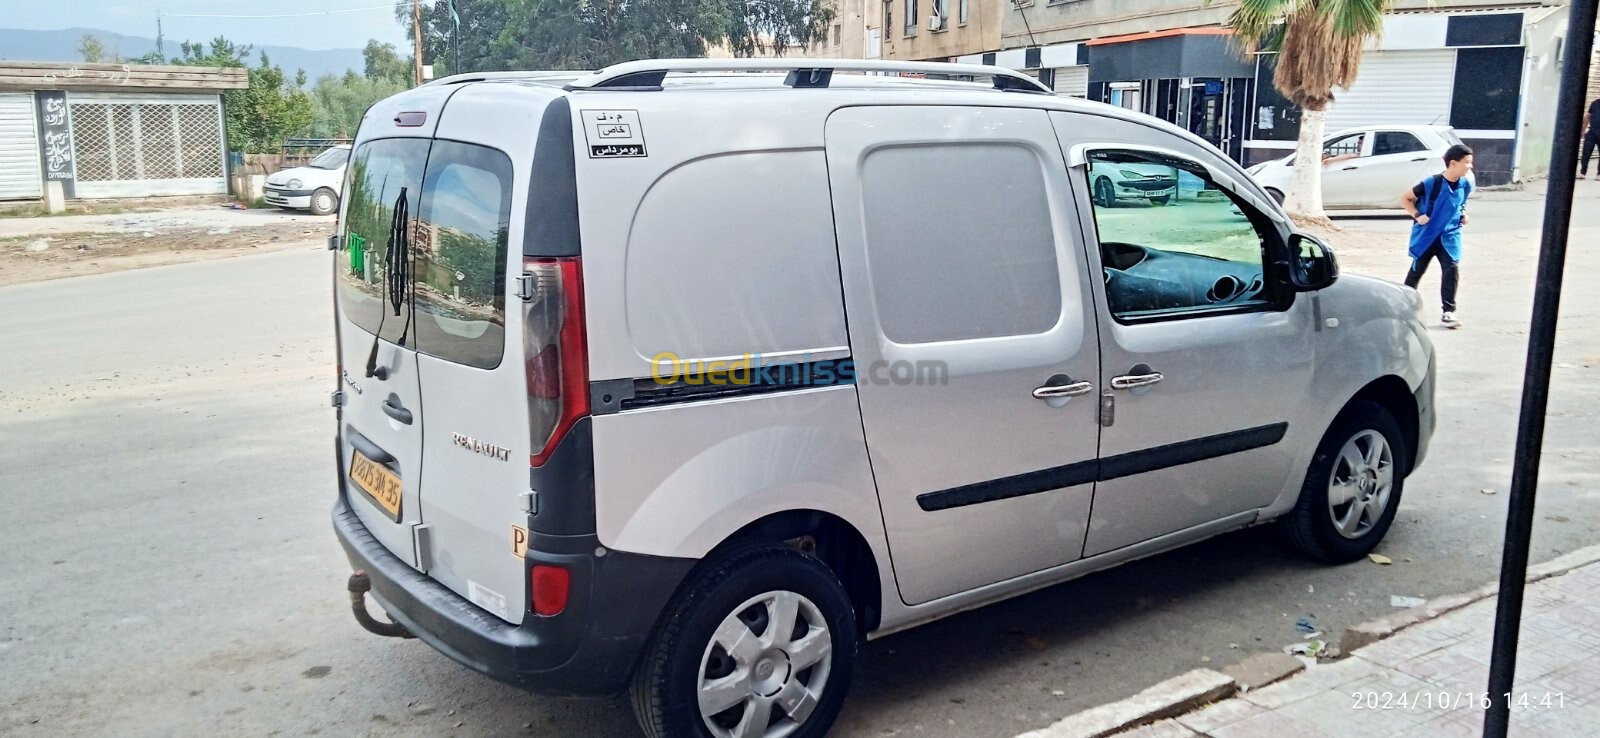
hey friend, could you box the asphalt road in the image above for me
[3,185,1599,737]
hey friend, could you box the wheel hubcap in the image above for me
[698,590,833,738]
[1327,429,1394,540]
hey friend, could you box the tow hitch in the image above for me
[347,570,415,639]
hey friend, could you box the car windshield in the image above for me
[309,147,350,170]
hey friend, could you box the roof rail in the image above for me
[422,70,579,87]
[564,58,1052,94]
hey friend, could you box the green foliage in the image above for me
[364,40,414,83]
[309,70,411,139]
[77,33,114,63]
[170,38,315,153]
[394,0,834,75]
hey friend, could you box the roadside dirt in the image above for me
[0,227,323,287]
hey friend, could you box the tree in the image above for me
[363,40,414,83]
[310,70,410,138]
[394,0,834,76]
[1225,0,1390,223]
[171,38,313,153]
[77,33,115,64]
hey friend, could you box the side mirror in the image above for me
[1288,232,1339,291]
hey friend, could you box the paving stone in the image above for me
[1208,709,1339,738]
[1240,658,1380,710]
[1222,653,1305,692]
[1174,698,1267,734]
[1288,685,1427,738]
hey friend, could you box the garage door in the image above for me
[1325,49,1456,131]
[0,93,43,200]
[1053,66,1089,98]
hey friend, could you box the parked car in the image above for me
[1248,124,1466,210]
[331,59,1435,738]
[1089,160,1179,206]
[264,145,349,215]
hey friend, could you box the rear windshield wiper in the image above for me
[364,188,410,379]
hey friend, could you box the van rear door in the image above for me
[336,137,431,566]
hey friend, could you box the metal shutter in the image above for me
[1053,66,1089,98]
[0,93,43,200]
[67,93,226,198]
[1325,49,1457,131]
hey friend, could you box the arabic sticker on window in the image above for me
[580,109,647,158]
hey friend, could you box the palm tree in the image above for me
[1226,0,1390,223]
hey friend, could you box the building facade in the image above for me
[0,61,247,202]
[987,1,1574,185]
[877,0,1005,62]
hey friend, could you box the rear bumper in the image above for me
[332,491,696,696]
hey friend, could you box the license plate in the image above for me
[350,451,402,522]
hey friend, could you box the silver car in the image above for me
[330,58,1436,738]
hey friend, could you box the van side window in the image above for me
[1084,150,1274,320]
[411,141,514,369]
[860,143,1061,344]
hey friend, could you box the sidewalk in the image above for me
[1018,545,1600,738]
[0,205,327,239]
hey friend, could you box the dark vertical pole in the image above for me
[1482,1,1597,736]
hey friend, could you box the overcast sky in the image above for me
[9,1,415,51]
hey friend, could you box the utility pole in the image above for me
[413,0,424,86]
[156,9,165,61]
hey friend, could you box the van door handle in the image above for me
[1341,165,1359,171]
[1111,372,1165,390]
[1411,157,1429,161]
[382,396,414,425]
[1032,381,1095,399]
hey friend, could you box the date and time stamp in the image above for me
[1352,690,1571,711]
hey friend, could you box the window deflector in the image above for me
[1065,142,1286,226]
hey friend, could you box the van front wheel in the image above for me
[1281,400,1407,563]
[630,544,857,738]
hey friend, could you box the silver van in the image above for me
[331,59,1435,738]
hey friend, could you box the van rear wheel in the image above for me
[630,544,857,738]
[1280,400,1407,563]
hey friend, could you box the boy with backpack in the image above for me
[1401,144,1474,329]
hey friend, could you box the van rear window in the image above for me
[411,141,512,369]
[339,138,428,346]
[338,138,512,369]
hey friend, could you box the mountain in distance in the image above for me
[0,27,364,81]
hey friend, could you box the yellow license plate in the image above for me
[350,452,402,522]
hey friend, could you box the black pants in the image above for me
[1584,129,1600,175]
[1405,239,1458,312]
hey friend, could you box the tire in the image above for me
[1265,188,1286,205]
[1094,177,1117,208]
[630,544,858,738]
[1280,400,1408,563]
[1149,196,1171,206]
[309,188,338,216]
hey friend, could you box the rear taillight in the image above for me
[524,257,588,467]
[531,565,571,616]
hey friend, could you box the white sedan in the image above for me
[1248,125,1466,210]
[264,145,350,216]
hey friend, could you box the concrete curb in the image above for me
[1009,543,1600,738]
[1013,669,1235,738]
[1338,542,1600,653]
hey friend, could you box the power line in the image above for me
[162,2,430,20]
